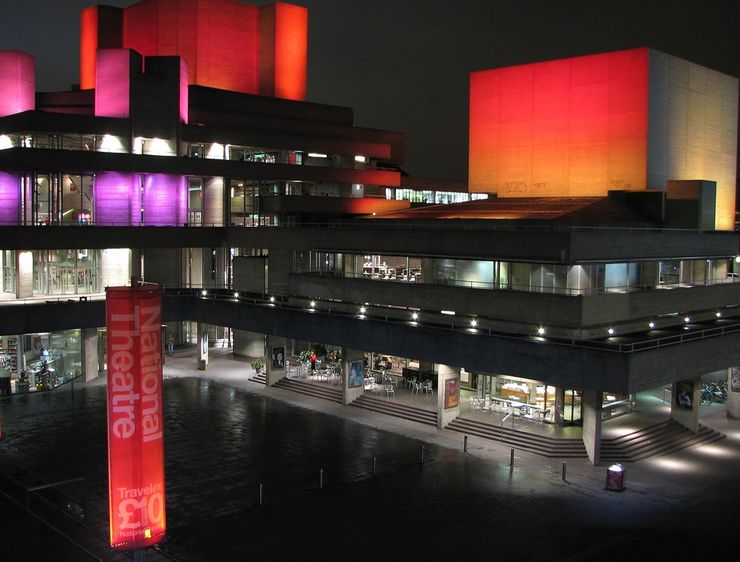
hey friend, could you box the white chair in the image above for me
[384,385,395,398]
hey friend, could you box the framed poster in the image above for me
[675,380,694,410]
[731,368,740,393]
[271,346,285,369]
[444,378,459,409]
[348,359,363,388]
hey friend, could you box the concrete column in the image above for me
[554,387,565,426]
[727,368,740,419]
[436,364,459,429]
[582,389,602,465]
[265,335,287,386]
[670,378,701,432]
[82,328,99,382]
[233,330,265,358]
[131,249,142,281]
[342,348,364,405]
[15,250,33,298]
[197,323,208,370]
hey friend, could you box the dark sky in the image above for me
[1,0,738,181]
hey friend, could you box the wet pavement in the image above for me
[2,352,740,561]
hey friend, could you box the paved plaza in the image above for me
[1,348,740,561]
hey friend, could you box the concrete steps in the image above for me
[600,420,726,463]
[351,394,438,426]
[248,372,267,385]
[273,378,343,404]
[446,417,588,458]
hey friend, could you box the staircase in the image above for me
[249,372,266,385]
[600,420,726,463]
[273,378,343,404]
[446,417,588,458]
[351,394,438,426]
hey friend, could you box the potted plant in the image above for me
[298,350,312,364]
[250,359,264,374]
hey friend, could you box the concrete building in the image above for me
[1,0,739,464]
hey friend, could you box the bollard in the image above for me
[372,456,377,478]
[464,435,468,453]
[320,468,324,489]
[510,448,514,467]
[259,483,263,505]
[420,445,425,464]
[562,461,567,481]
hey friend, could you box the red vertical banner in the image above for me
[106,285,166,550]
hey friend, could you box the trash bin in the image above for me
[198,359,207,371]
[605,463,625,491]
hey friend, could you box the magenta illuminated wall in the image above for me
[0,172,20,225]
[0,51,35,117]
[179,58,189,124]
[142,174,187,226]
[95,49,138,118]
[94,172,138,225]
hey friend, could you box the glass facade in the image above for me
[1,330,82,394]
[300,251,736,296]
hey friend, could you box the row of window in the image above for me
[298,251,737,295]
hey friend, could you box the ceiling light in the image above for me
[308,152,327,158]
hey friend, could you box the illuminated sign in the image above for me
[106,286,166,550]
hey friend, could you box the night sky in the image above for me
[1,0,738,181]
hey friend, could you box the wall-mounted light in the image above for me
[270,296,275,302]
[648,321,655,329]
[470,319,477,327]
[360,306,366,314]
[308,152,327,158]
[716,311,722,318]
[684,316,691,323]
[608,328,614,335]
[234,292,239,298]
[537,327,545,336]
[412,312,419,320]
[354,155,367,163]
[310,300,316,307]
[201,290,207,296]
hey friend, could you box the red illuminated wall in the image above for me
[81,0,307,100]
[260,2,308,101]
[469,48,650,197]
[80,6,123,90]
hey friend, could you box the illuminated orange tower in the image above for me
[80,0,307,101]
[469,48,738,230]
